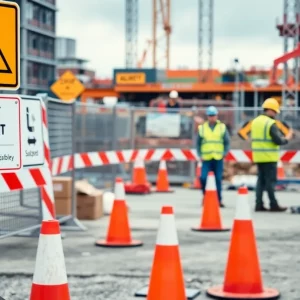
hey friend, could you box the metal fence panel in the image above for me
[0,94,45,239]
[0,188,42,238]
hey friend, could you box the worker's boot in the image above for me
[255,204,268,212]
[269,204,288,212]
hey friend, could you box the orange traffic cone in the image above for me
[190,161,202,189]
[133,156,149,185]
[30,220,70,300]
[192,171,229,232]
[134,206,200,299]
[96,177,143,247]
[206,186,280,299]
[277,160,285,179]
[276,160,286,191]
[155,160,174,193]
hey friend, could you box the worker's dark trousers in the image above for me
[255,162,278,208]
[200,159,223,203]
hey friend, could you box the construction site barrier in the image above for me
[0,95,55,239]
[1,97,300,240]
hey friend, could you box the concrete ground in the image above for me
[0,188,299,300]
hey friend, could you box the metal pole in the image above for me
[111,106,118,188]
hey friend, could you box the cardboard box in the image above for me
[77,190,103,220]
[53,177,73,198]
[55,197,72,216]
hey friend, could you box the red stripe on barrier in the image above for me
[181,149,196,160]
[29,169,46,186]
[41,186,55,218]
[225,151,236,161]
[130,150,139,161]
[145,149,155,161]
[44,144,51,167]
[161,149,174,160]
[98,152,109,164]
[57,157,63,175]
[1,173,23,190]
[281,151,297,162]
[68,155,74,171]
[80,153,93,167]
[244,150,253,161]
[116,151,125,163]
[42,105,47,126]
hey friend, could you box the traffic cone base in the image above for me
[135,286,201,299]
[191,226,230,232]
[206,285,280,299]
[95,239,143,248]
[96,178,143,248]
[155,189,174,193]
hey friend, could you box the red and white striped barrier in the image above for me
[52,155,73,176]
[40,101,55,220]
[2,146,300,196]
[71,149,300,171]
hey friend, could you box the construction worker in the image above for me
[167,90,180,112]
[251,98,293,212]
[196,106,230,207]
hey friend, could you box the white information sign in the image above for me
[146,112,181,138]
[21,96,44,167]
[0,96,21,170]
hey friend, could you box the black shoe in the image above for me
[219,202,225,208]
[269,205,288,212]
[255,205,268,212]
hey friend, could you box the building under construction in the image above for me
[81,0,300,110]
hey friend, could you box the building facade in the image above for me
[56,37,95,84]
[9,0,57,95]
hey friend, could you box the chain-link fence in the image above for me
[75,103,300,185]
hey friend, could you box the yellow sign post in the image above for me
[0,1,20,90]
[50,70,85,101]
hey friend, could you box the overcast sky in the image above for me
[56,0,284,78]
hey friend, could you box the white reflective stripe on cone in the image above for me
[134,158,145,168]
[235,194,252,221]
[33,234,68,285]
[206,173,217,191]
[159,160,167,170]
[114,182,125,200]
[156,214,179,246]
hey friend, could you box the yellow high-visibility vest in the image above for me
[251,114,280,163]
[198,120,225,161]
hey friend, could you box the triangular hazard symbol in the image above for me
[0,49,12,74]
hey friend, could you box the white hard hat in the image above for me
[169,90,178,98]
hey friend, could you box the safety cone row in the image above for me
[96,177,143,247]
[207,186,280,299]
[192,171,229,232]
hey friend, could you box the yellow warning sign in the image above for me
[50,71,85,101]
[238,119,290,140]
[0,1,20,90]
